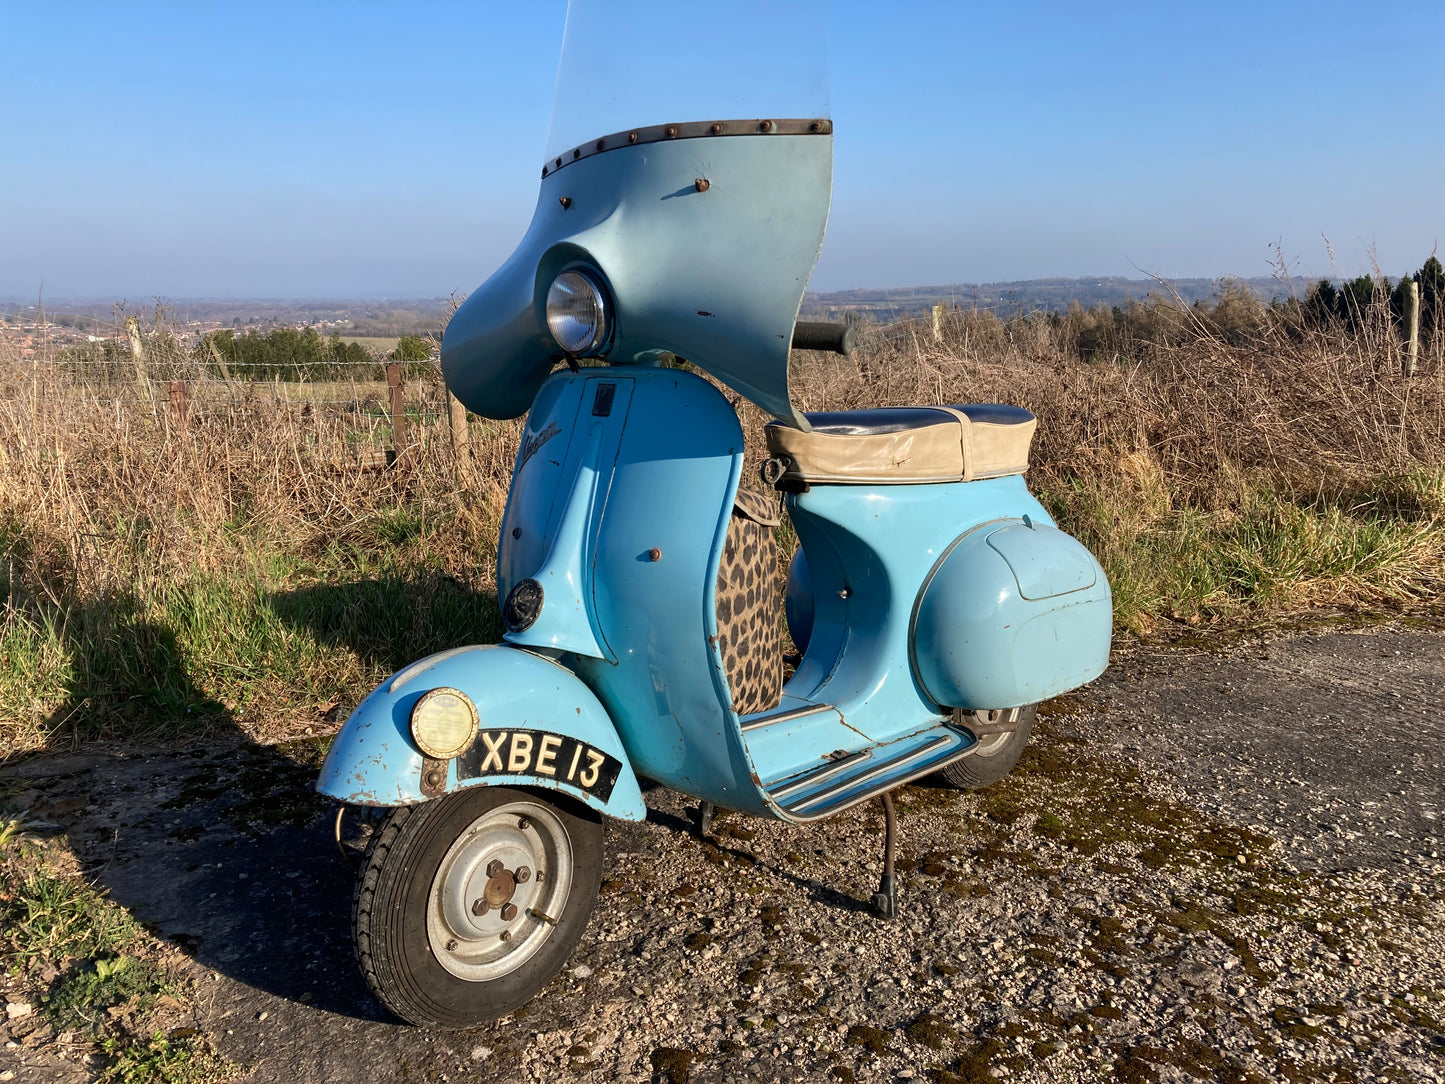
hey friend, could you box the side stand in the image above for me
[694,800,716,838]
[870,790,899,920]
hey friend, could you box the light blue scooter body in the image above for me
[318,365,1113,821]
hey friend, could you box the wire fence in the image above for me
[0,353,465,466]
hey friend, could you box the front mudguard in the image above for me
[315,644,646,821]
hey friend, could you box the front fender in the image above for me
[315,644,646,821]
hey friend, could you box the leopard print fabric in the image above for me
[715,488,783,716]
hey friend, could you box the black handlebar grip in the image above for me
[791,320,858,356]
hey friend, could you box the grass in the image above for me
[1,291,1443,757]
[0,823,235,1081]
[102,1031,235,1084]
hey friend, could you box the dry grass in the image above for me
[1,292,1442,758]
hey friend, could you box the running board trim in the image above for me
[764,725,973,822]
[768,748,872,801]
[740,702,834,733]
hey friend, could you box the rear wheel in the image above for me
[938,705,1037,791]
[353,786,602,1028]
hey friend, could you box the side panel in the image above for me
[315,644,646,821]
[567,369,771,814]
[784,476,1053,740]
[911,521,1113,709]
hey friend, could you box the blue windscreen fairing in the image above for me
[440,0,832,429]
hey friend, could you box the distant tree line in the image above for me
[1305,256,1443,344]
[203,327,376,380]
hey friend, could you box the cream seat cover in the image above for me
[765,404,1037,485]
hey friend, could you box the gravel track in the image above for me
[2,622,1442,1084]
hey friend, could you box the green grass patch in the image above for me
[1,852,144,971]
[1,507,503,754]
[102,1030,235,1084]
[46,954,172,1035]
[1048,470,1445,633]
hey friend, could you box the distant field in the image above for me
[336,336,401,353]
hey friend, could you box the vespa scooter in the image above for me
[315,0,1112,1028]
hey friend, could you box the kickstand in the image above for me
[694,800,716,839]
[870,791,899,920]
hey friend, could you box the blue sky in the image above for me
[2,1,1442,299]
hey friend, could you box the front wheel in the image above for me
[353,786,602,1028]
[938,705,1037,791]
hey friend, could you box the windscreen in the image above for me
[547,0,829,161]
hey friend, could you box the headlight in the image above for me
[410,687,478,759]
[545,269,609,355]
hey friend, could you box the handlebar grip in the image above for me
[791,321,858,357]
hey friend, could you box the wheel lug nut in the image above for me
[501,903,518,921]
[518,816,530,830]
[445,938,458,951]
[515,866,531,883]
[471,898,490,916]
[486,859,503,877]
[499,930,511,942]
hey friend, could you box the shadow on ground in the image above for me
[4,574,504,1029]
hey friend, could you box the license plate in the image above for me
[457,729,622,803]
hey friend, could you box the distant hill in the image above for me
[4,277,1316,334]
[801,276,1310,322]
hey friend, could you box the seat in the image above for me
[764,404,1037,485]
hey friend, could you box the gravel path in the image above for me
[2,622,1442,1084]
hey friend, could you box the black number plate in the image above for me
[457,729,622,803]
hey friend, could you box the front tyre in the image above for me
[938,705,1037,791]
[353,786,602,1028]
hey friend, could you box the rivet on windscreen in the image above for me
[572,148,581,160]
[710,123,723,135]
[559,196,572,209]
[540,166,548,178]
[648,548,662,562]
[555,157,562,168]
[595,139,605,151]
[759,120,774,132]
[810,120,824,133]
[666,126,678,138]
[628,131,639,144]
[694,178,710,193]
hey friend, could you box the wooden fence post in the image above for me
[125,315,154,410]
[931,303,945,343]
[168,380,188,427]
[386,362,407,466]
[1403,278,1420,377]
[447,386,470,476]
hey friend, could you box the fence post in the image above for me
[168,380,188,427]
[125,315,153,408]
[1403,278,1420,377]
[931,303,945,343]
[447,385,470,476]
[386,362,407,466]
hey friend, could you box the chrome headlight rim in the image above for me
[410,686,480,760]
[545,267,611,357]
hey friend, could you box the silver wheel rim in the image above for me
[966,708,1021,758]
[426,798,573,982]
